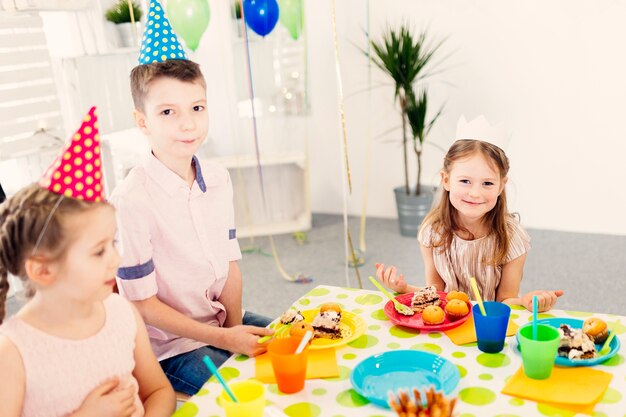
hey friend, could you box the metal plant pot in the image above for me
[394,186,434,237]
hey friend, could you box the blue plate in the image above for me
[516,318,621,367]
[350,350,460,409]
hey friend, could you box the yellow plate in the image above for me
[275,309,367,350]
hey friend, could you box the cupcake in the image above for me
[444,299,469,321]
[320,302,342,315]
[583,318,609,344]
[421,305,445,325]
[290,321,315,339]
[445,290,470,303]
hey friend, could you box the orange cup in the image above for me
[267,337,309,394]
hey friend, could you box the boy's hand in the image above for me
[375,263,408,294]
[223,325,274,357]
[521,290,564,312]
[72,378,136,417]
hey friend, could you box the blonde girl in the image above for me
[0,184,175,417]
[377,140,563,312]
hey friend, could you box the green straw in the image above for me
[599,319,620,356]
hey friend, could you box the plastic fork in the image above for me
[368,276,414,316]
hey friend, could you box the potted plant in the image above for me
[105,0,143,47]
[371,25,444,236]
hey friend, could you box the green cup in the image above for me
[518,324,560,379]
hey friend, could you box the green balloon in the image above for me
[278,0,303,40]
[166,0,210,51]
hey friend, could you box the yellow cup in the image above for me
[219,379,265,417]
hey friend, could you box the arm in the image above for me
[132,296,271,357]
[375,243,445,294]
[0,336,25,417]
[496,253,526,305]
[496,253,563,312]
[218,261,243,328]
[420,244,446,291]
[375,263,419,294]
[130,306,175,417]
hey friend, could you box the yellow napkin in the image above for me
[443,314,519,345]
[254,348,339,384]
[502,366,613,415]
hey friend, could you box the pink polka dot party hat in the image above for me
[38,106,105,202]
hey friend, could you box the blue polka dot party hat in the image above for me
[138,0,187,64]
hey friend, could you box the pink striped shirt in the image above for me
[419,215,531,301]
[110,154,241,360]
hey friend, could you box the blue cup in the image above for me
[472,301,511,353]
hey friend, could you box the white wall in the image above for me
[30,0,626,236]
[302,0,626,236]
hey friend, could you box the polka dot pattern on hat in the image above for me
[138,0,187,64]
[39,106,106,202]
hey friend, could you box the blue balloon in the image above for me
[243,0,279,37]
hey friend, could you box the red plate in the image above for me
[383,291,472,331]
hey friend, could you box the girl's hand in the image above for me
[521,290,564,312]
[72,378,136,417]
[375,263,408,293]
[222,325,274,357]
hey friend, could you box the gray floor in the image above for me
[239,214,626,319]
[6,213,626,318]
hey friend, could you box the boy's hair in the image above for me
[423,139,511,265]
[0,184,110,323]
[130,60,206,111]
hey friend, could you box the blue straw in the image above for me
[532,295,538,340]
[203,355,238,403]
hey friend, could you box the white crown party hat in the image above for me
[455,115,511,150]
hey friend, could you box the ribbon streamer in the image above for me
[330,0,352,194]
[331,0,363,288]
[239,1,267,209]
[358,0,372,253]
[127,0,138,41]
[238,0,311,283]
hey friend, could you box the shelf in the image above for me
[215,152,310,238]
[238,214,311,238]
[209,151,306,170]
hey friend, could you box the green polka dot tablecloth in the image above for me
[178,285,626,417]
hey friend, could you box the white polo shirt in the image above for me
[110,153,241,360]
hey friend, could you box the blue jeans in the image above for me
[159,311,272,395]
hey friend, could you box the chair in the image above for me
[175,391,191,407]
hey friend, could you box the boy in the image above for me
[111,2,272,395]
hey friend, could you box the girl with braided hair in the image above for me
[0,108,174,417]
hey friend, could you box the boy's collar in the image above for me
[144,153,210,195]
[192,155,206,192]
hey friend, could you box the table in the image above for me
[177,285,626,417]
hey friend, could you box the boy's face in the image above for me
[134,76,208,162]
